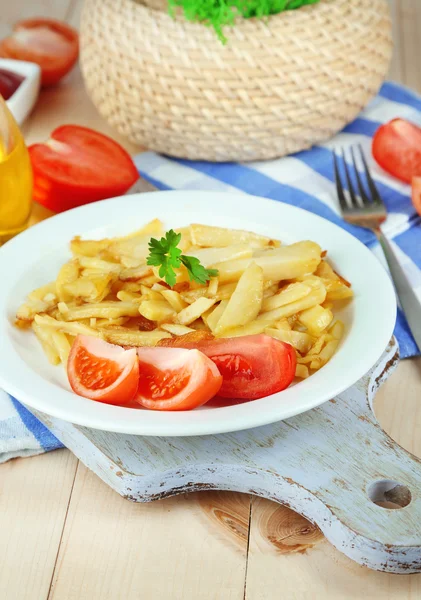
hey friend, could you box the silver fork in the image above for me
[333,146,421,350]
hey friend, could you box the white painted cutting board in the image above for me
[29,337,421,574]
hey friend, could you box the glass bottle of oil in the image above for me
[0,96,33,245]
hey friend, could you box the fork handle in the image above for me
[377,230,421,351]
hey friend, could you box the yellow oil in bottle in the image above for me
[0,97,33,245]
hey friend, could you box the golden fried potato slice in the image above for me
[298,304,333,336]
[100,328,171,347]
[189,224,280,248]
[214,262,263,335]
[157,330,215,347]
[214,241,322,283]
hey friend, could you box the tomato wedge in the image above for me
[0,18,79,87]
[67,335,139,405]
[161,334,296,400]
[372,118,421,183]
[136,347,223,411]
[29,125,139,212]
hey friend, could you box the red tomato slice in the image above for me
[136,347,223,411]
[0,18,79,87]
[372,118,421,183]
[29,125,139,212]
[412,177,421,216]
[173,334,296,400]
[67,335,139,405]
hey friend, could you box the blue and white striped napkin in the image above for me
[1,81,420,463]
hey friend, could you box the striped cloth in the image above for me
[0,81,419,463]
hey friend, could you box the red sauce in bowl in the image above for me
[0,68,24,100]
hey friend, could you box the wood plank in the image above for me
[245,359,421,599]
[49,464,250,600]
[0,450,78,600]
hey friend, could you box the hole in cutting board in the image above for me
[367,480,412,510]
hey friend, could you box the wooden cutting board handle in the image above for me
[32,337,421,573]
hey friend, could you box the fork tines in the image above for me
[333,145,385,214]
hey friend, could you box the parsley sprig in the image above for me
[147,229,219,288]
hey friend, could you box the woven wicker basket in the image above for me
[80,0,392,162]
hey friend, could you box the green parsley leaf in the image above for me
[180,255,219,285]
[146,229,219,287]
[147,229,182,288]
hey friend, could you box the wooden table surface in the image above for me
[2,1,421,598]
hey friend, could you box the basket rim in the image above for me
[120,0,356,31]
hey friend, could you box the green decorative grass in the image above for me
[167,0,321,42]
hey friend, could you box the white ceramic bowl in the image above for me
[1,58,41,124]
[0,191,396,436]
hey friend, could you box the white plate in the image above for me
[0,191,396,436]
[1,59,41,125]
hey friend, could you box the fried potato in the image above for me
[70,236,110,257]
[262,283,279,300]
[257,278,326,323]
[119,265,153,282]
[298,304,333,336]
[329,320,344,340]
[18,219,350,378]
[180,282,236,304]
[207,276,219,297]
[32,322,60,365]
[275,318,291,331]
[261,282,312,313]
[138,300,176,322]
[101,328,171,347]
[175,297,216,326]
[116,290,143,304]
[214,262,263,335]
[308,339,340,370]
[140,285,162,301]
[295,364,309,379]
[203,300,228,333]
[108,219,163,266]
[219,319,274,338]
[187,244,253,267]
[214,241,322,283]
[56,260,80,302]
[95,317,132,327]
[315,260,338,280]
[265,327,313,354]
[17,299,52,322]
[160,323,195,336]
[62,301,140,321]
[157,330,215,347]
[27,282,57,303]
[51,330,71,366]
[324,279,354,301]
[79,257,121,274]
[34,314,102,338]
[160,289,188,312]
[190,224,279,248]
